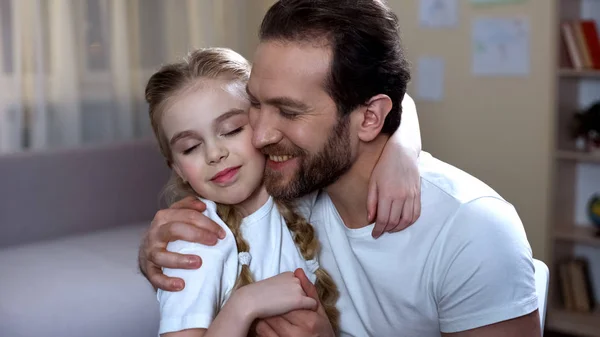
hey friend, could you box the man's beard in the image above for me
[262,116,353,200]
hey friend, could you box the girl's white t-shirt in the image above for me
[157,196,319,334]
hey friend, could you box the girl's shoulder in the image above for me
[166,198,236,258]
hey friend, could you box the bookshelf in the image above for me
[555,226,600,248]
[549,0,600,336]
[555,150,600,163]
[546,308,600,337]
[558,68,600,78]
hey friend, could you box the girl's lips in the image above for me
[211,166,241,183]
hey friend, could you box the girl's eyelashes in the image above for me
[223,126,244,137]
[177,125,244,155]
[182,144,199,155]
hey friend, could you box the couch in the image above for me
[0,139,170,337]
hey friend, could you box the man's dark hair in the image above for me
[259,0,411,135]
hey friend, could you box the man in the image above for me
[139,1,540,336]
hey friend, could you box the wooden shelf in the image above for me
[558,68,600,78]
[555,226,600,247]
[551,2,600,336]
[555,150,600,163]
[546,306,600,337]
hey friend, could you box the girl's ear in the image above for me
[171,162,187,184]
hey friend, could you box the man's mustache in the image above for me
[260,144,306,157]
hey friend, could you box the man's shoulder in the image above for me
[417,153,528,250]
[418,152,504,206]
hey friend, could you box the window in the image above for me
[85,0,109,71]
[0,0,13,74]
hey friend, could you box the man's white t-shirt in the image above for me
[157,196,319,334]
[309,152,538,336]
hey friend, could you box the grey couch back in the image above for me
[0,138,170,248]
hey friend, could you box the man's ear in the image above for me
[358,94,392,142]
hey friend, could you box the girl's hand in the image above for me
[234,272,318,320]
[368,145,421,238]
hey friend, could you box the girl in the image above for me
[147,47,340,337]
[145,47,420,337]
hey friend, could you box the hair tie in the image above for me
[238,252,252,266]
[306,258,319,274]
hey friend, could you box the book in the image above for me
[562,22,583,70]
[580,20,600,69]
[558,258,596,313]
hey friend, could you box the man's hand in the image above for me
[138,196,226,291]
[367,143,421,238]
[254,269,335,337]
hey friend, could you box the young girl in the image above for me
[145,47,420,337]
[147,47,340,337]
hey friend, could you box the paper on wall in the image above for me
[416,56,445,102]
[472,17,530,76]
[419,0,458,28]
[471,0,528,5]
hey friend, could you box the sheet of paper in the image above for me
[419,0,458,28]
[416,56,445,102]
[471,0,527,5]
[472,17,530,76]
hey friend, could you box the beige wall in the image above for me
[392,0,555,261]
[248,0,555,261]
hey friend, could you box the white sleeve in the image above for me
[157,235,238,334]
[435,197,538,333]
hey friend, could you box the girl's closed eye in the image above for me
[182,143,200,155]
[183,145,198,155]
[223,126,244,137]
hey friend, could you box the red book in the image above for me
[580,20,600,69]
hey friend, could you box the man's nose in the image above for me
[250,108,283,149]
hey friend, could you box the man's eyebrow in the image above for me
[245,85,309,111]
[214,108,246,125]
[265,97,310,111]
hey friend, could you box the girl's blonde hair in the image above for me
[145,48,339,333]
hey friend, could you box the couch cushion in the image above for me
[0,138,170,248]
[0,223,160,337]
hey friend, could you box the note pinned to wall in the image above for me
[471,0,528,5]
[472,17,530,76]
[419,0,458,28]
[416,56,445,102]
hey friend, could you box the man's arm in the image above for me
[436,196,540,336]
[394,93,421,156]
[442,310,541,337]
[139,196,226,291]
[368,93,423,237]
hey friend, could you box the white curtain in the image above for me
[0,0,252,154]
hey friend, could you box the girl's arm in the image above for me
[368,93,422,238]
[157,237,238,337]
[162,272,317,337]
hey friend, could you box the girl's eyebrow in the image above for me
[170,130,200,146]
[214,108,246,126]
